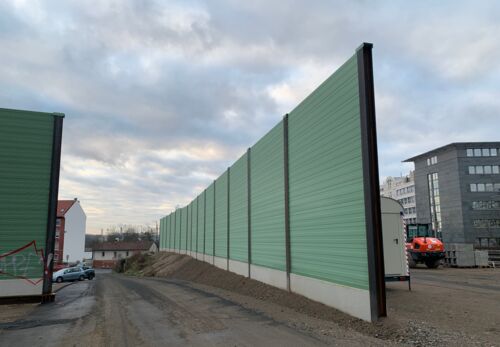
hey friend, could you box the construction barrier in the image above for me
[159,43,385,322]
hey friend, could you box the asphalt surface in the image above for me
[0,272,324,346]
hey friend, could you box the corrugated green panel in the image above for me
[186,203,189,250]
[185,205,190,251]
[180,207,186,250]
[190,199,197,251]
[175,209,181,250]
[184,206,189,250]
[250,122,286,271]
[160,217,164,250]
[165,216,168,249]
[165,217,168,250]
[168,214,173,249]
[167,215,171,249]
[205,183,215,255]
[0,109,55,282]
[288,55,369,290]
[197,193,205,253]
[229,153,248,262]
[215,171,228,258]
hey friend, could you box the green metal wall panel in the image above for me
[167,215,171,249]
[186,205,191,251]
[160,217,164,250]
[205,183,215,255]
[163,217,167,250]
[190,199,196,252]
[184,206,189,250]
[0,109,55,283]
[166,215,169,249]
[215,171,228,258]
[229,153,248,262]
[175,209,181,250]
[169,214,173,249]
[250,122,286,271]
[180,207,186,250]
[165,215,172,249]
[288,55,369,290]
[197,193,205,253]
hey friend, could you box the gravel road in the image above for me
[0,273,379,346]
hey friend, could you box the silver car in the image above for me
[52,267,86,283]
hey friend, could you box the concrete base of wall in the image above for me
[290,273,371,322]
[204,254,214,264]
[214,256,227,270]
[0,279,43,297]
[250,264,287,290]
[228,259,249,277]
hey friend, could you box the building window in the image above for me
[470,183,500,192]
[56,219,61,226]
[472,201,500,210]
[467,148,499,157]
[472,219,500,228]
[428,173,441,233]
[427,156,438,166]
[469,165,500,175]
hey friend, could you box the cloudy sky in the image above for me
[1,1,499,234]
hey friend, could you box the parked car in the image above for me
[52,267,87,283]
[82,266,95,280]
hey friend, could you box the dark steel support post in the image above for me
[247,148,252,278]
[196,197,199,256]
[357,42,386,321]
[227,167,231,270]
[213,181,216,265]
[283,114,291,292]
[174,210,177,252]
[203,190,207,257]
[42,114,64,299]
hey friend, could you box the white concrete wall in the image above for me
[63,201,86,263]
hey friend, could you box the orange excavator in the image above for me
[405,224,445,268]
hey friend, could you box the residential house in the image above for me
[56,198,87,264]
[92,241,158,268]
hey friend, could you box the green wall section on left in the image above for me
[0,109,58,282]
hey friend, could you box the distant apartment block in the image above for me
[405,142,500,248]
[380,171,417,225]
[56,199,87,264]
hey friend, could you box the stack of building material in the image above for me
[474,250,489,267]
[445,244,476,267]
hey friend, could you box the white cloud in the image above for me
[1,0,499,233]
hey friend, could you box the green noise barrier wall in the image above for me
[159,43,385,322]
[0,108,64,299]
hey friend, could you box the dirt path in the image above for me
[0,273,383,346]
